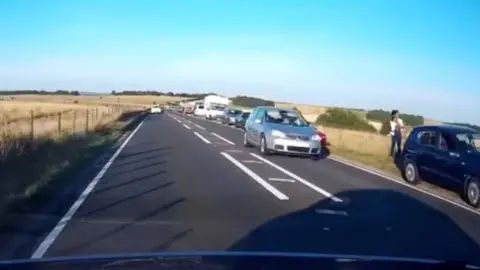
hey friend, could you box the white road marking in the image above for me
[31,117,147,258]
[268,178,296,183]
[250,153,343,202]
[193,123,206,130]
[221,152,289,200]
[182,124,191,130]
[328,156,480,216]
[211,132,235,145]
[193,132,211,144]
[226,149,242,153]
[176,119,182,124]
[242,160,263,164]
[315,209,348,216]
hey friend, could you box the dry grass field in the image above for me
[0,94,439,181]
[0,100,145,139]
[12,94,188,107]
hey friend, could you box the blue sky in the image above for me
[0,0,479,123]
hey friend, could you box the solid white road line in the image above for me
[193,132,212,144]
[221,152,289,200]
[31,117,147,259]
[194,123,206,130]
[268,178,296,183]
[211,132,235,145]
[250,153,343,202]
[183,124,191,130]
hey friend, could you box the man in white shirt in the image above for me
[390,110,404,156]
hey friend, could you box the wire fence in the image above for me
[0,104,146,140]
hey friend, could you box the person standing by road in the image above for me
[390,110,404,156]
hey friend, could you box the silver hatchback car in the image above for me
[243,106,322,157]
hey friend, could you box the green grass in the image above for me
[328,145,401,177]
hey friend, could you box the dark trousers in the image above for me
[390,132,402,156]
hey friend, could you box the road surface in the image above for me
[1,111,480,264]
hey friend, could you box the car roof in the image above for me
[413,124,479,134]
[255,106,296,113]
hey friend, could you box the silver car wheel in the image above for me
[468,181,479,205]
[405,163,415,182]
[260,137,266,153]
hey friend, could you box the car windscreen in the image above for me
[456,133,480,152]
[210,104,226,110]
[264,109,308,127]
[241,113,251,119]
[227,109,242,115]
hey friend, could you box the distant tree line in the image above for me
[0,90,80,96]
[231,95,275,108]
[316,108,377,133]
[366,109,424,126]
[111,90,215,99]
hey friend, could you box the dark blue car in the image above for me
[402,125,480,208]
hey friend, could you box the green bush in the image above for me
[379,118,391,135]
[231,96,275,108]
[316,108,377,133]
[366,109,424,126]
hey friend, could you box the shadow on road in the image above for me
[393,155,464,199]
[78,180,173,218]
[227,189,480,265]
[58,197,187,254]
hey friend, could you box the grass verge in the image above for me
[0,110,146,221]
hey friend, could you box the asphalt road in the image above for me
[3,111,480,264]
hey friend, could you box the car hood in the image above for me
[267,123,317,136]
[1,252,478,270]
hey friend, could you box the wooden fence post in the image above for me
[30,109,34,139]
[86,109,89,132]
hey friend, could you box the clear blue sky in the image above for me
[1,0,479,123]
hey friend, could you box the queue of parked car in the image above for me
[162,102,480,208]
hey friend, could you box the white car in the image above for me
[206,105,226,120]
[194,104,207,117]
[150,106,163,114]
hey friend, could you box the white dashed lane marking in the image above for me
[193,132,212,144]
[211,132,235,145]
[250,153,343,202]
[242,160,263,164]
[268,178,296,183]
[220,152,289,201]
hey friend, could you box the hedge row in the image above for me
[315,108,377,133]
[366,109,424,126]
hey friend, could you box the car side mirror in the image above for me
[254,119,262,124]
